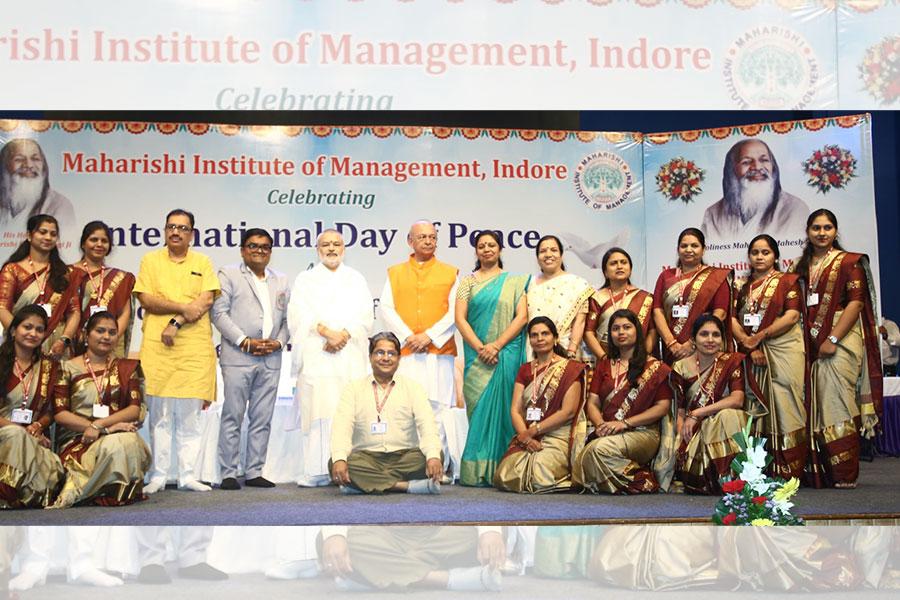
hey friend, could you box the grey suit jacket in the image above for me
[212,262,290,370]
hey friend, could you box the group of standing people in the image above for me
[0,206,884,512]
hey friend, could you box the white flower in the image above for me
[740,463,764,484]
[750,479,774,496]
[745,444,768,470]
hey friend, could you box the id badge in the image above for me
[807,293,819,307]
[92,405,110,419]
[526,407,543,421]
[90,305,108,316]
[37,303,53,317]
[11,408,33,424]
[743,313,762,328]
[672,304,690,319]
[370,421,388,435]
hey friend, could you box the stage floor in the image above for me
[8,457,899,526]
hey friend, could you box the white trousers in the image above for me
[135,527,213,568]
[146,396,204,485]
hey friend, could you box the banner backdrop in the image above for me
[0,0,848,109]
[642,114,880,298]
[838,0,900,107]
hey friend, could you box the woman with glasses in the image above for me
[71,221,136,357]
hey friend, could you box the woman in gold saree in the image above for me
[454,231,529,487]
[494,316,586,493]
[526,235,593,360]
[0,305,64,509]
[72,221,136,357]
[790,209,882,488]
[672,315,752,495]
[575,309,672,494]
[583,247,656,363]
[0,215,81,359]
[732,234,807,481]
[653,228,732,364]
[50,310,150,508]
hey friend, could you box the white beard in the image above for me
[736,176,776,223]
[1,173,46,220]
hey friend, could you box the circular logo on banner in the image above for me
[573,151,634,211]
[723,27,819,109]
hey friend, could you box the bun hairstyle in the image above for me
[473,230,504,271]
[606,309,647,388]
[600,247,633,288]
[795,208,844,283]
[676,227,706,268]
[3,214,69,293]
[527,316,568,359]
[535,234,566,272]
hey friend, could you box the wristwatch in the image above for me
[827,335,839,344]
[168,318,183,329]
[60,336,72,347]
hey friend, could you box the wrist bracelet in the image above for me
[666,339,678,348]
[622,419,632,429]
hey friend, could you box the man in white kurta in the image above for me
[287,229,373,487]
[380,221,458,480]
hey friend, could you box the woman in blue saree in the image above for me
[455,231,529,486]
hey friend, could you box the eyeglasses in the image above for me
[373,349,398,358]
[165,224,192,233]
[245,243,273,252]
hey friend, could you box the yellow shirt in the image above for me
[331,374,441,462]
[133,248,220,401]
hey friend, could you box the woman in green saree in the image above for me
[455,231,529,486]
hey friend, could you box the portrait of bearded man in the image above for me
[701,139,810,241]
[0,138,76,256]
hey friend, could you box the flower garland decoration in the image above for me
[801,145,857,194]
[712,418,804,526]
[858,36,900,105]
[656,157,705,204]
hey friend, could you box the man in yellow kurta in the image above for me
[134,209,220,493]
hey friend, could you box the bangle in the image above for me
[666,339,678,348]
[90,422,102,431]
[536,423,542,435]
[622,419,632,430]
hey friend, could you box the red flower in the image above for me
[722,512,737,525]
[752,496,767,505]
[722,479,745,494]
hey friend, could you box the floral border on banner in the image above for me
[644,113,868,145]
[300,0,835,9]
[0,120,646,145]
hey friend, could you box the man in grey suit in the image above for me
[211,228,290,489]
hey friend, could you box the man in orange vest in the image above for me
[380,220,459,481]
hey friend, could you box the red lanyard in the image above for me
[747,270,776,313]
[372,380,395,422]
[13,359,35,408]
[611,359,628,393]
[83,262,105,304]
[606,287,629,311]
[530,358,556,410]
[84,356,112,401]
[27,258,48,300]
[676,266,705,304]
[809,250,835,292]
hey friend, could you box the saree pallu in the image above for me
[586,287,654,356]
[75,266,136,358]
[51,358,148,507]
[526,273,593,358]
[588,526,718,590]
[653,266,733,362]
[0,263,83,355]
[736,272,808,480]
[493,359,586,493]
[459,272,529,487]
[574,358,672,494]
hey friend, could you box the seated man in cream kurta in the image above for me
[287,229,373,487]
[330,332,443,495]
[134,209,220,494]
[380,221,458,480]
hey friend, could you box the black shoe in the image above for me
[178,562,229,581]
[219,477,240,490]
[244,476,276,488]
[138,564,171,584]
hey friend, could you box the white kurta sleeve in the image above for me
[425,276,459,348]
[379,278,413,341]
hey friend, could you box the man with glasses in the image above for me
[329,332,442,494]
[286,229,372,488]
[134,209,220,493]
[211,228,290,490]
[380,220,459,481]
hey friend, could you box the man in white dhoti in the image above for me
[287,229,373,487]
[380,221,459,480]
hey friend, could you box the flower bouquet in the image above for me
[801,145,857,194]
[858,35,899,105]
[712,417,804,526]
[656,157,705,204]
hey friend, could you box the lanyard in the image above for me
[530,358,556,411]
[27,258,48,299]
[694,355,717,402]
[13,359,36,409]
[676,266,705,304]
[606,286,630,312]
[747,270,776,313]
[84,356,112,402]
[83,262,105,303]
[372,380,395,422]
[611,359,628,393]
[809,250,835,292]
